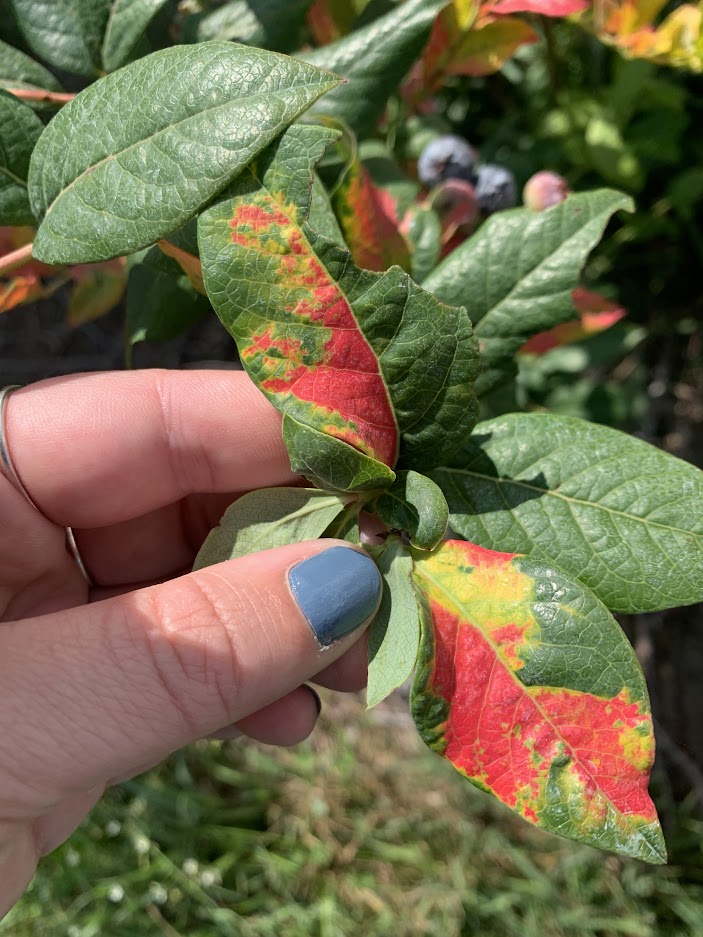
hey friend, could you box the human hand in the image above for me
[0,370,381,917]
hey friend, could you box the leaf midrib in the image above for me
[474,204,611,338]
[438,466,703,541]
[414,561,657,843]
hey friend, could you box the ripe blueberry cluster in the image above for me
[417,135,569,220]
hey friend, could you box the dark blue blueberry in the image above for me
[475,164,518,214]
[417,135,477,188]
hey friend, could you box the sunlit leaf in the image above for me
[411,539,666,863]
[367,536,421,708]
[199,123,480,491]
[432,413,703,612]
[193,487,349,569]
[29,42,340,264]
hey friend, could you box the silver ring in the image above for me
[1,384,93,587]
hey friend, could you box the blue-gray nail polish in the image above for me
[288,546,382,647]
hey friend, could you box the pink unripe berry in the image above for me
[523,171,569,211]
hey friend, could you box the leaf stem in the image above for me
[0,242,35,277]
[6,87,76,106]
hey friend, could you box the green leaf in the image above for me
[423,190,634,393]
[102,0,171,72]
[193,486,349,569]
[433,412,703,613]
[321,500,362,542]
[410,539,665,863]
[188,0,313,52]
[8,0,112,77]
[127,246,209,345]
[282,414,396,492]
[367,536,421,708]
[373,470,448,550]
[0,89,43,225]
[199,122,480,491]
[309,172,347,248]
[300,0,445,136]
[28,42,340,265]
[404,203,441,283]
[0,38,64,108]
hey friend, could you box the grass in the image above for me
[3,692,703,937]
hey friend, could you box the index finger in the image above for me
[5,370,297,527]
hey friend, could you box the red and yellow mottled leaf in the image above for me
[410,539,665,863]
[199,123,480,491]
[587,0,703,71]
[334,158,411,273]
[483,0,588,15]
[520,287,626,354]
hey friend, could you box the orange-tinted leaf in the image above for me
[158,239,206,295]
[482,0,588,15]
[0,225,57,278]
[589,0,703,71]
[307,0,357,44]
[520,287,626,353]
[423,0,480,86]
[426,11,539,81]
[334,159,411,272]
[0,273,43,313]
[410,539,665,863]
[67,259,127,326]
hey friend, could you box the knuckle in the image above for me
[131,575,250,726]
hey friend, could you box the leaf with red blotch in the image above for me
[157,239,206,295]
[520,287,626,354]
[410,539,666,863]
[307,0,353,45]
[199,123,480,492]
[482,0,589,16]
[334,157,411,273]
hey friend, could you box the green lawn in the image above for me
[4,693,703,937]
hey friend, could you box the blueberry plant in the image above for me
[1,0,703,866]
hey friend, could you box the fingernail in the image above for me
[288,546,382,647]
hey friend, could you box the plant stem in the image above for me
[6,87,76,105]
[0,242,35,277]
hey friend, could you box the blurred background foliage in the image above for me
[1,0,703,933]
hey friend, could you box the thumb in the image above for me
[0,541,381,805]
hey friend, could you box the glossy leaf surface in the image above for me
[102,0,171,72]
[309,172,346,248]
[301,0,445,136]
[0,38,64,105]
[8,0,111,77]
[373,470,448,550]
[29,42,339,264]
[367,537,421,708]
[411,539,665,863]
[424,190,633,393]
[0,90,43,225]
[433,413,703,612]
[199,123,480,489]
[193,487,349,569]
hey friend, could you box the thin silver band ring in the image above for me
[0,384,94,587]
